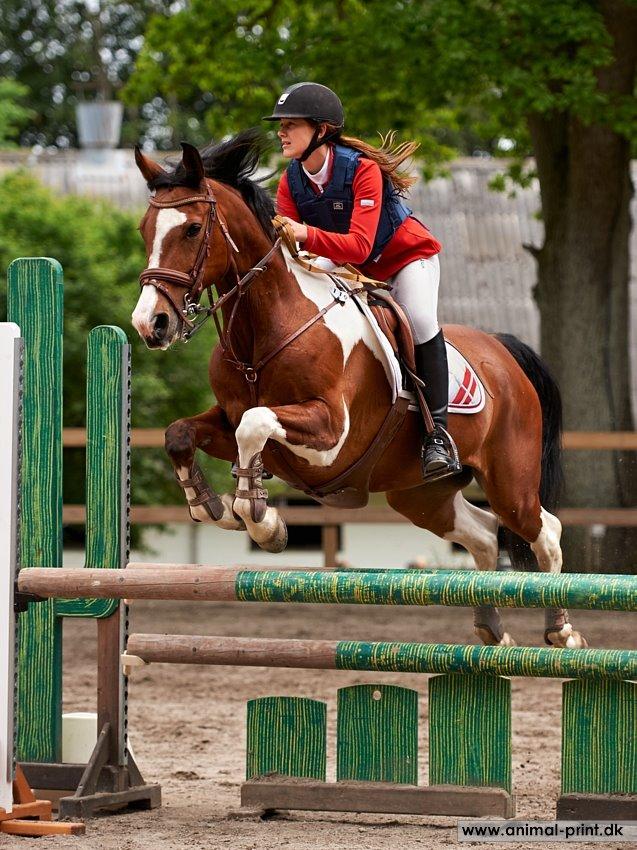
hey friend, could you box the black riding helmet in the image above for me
[263,82,344,162]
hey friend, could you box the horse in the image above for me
[131,129,586,650]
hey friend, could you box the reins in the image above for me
[138,185,388,404]
[272,215,391,289]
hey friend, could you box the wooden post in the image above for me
[322,525,339,568]
[8,258,64,764]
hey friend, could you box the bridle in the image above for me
[138,186,270,342]
[137,182,359,405]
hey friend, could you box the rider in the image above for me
[264,81,459,481]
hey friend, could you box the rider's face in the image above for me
[277,119,323,159]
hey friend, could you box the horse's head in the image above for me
[133,143,234,349]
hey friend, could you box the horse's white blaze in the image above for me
[132,208,188,334]
[131,285,159,335]
[282,249,394,384]
[149,208,187,267]
[531,507,562,573]
[444,492,499,571]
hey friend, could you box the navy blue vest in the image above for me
[286,144,411,263]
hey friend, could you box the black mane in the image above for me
[148,128,276,240]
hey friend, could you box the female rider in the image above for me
[264,81,458,481]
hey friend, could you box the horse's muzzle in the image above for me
[132,309,177,350]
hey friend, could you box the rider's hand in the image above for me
[280,217,308,245]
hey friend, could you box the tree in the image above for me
[126,0,637,570]
[0,79,34,146]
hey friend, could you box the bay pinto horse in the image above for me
[132,130,586,650]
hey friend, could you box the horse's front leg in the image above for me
[165,404,245,530]
[233,401,346,552]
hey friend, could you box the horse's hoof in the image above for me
[258,516,288,553]
[546,626,588,648]
[475,625,516,647]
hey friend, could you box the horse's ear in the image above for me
[180,142,206,184]
[134,146,167,184]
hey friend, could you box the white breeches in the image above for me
[388,254,440,345]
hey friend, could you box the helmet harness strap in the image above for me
[299,125,342,163]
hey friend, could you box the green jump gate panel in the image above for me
[246,697,326,781]
[7,258,129,764]
[9,258,64,762]
[561,679,637,796]
[57,325,129,618]
[336,684,418,784]
[429,674,512,792]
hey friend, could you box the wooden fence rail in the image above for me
[61,504,637,527]
[62,429,637,567]
[61,429,637,450]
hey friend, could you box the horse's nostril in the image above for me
[153,313,169,339]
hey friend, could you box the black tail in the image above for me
[494,333,564,570]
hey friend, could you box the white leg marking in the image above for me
[443,492,499,571]
[233,408,283,542]
[236,402,350,469]
[232,402,349,543]
[444,493,513,647]
[175,465,243,530]
[530,507,563,573]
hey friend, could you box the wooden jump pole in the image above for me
[124,633,637,681]
[18,566,637,610]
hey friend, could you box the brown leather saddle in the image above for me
[367,290,417,374]
[367,291,435,433]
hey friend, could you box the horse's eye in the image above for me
[186,223,202,238]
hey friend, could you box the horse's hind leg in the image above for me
[529,508,587,647]
[479,472,588,648]
[386,484,515,646]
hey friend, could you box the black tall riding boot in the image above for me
[414,330,461,481]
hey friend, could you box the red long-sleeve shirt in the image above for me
[276,151,441,281]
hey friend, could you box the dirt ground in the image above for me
[4,601,635,850]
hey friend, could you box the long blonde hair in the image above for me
[326,126,420,195]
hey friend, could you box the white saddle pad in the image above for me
[293,254,486,415]
[446,341,486,414]
[350,289,486,415]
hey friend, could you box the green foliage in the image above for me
[0,0,189,149]
[0,79,34,146]
[123,0,460,170]
[0,170,234,518]
[124,0,636,176]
